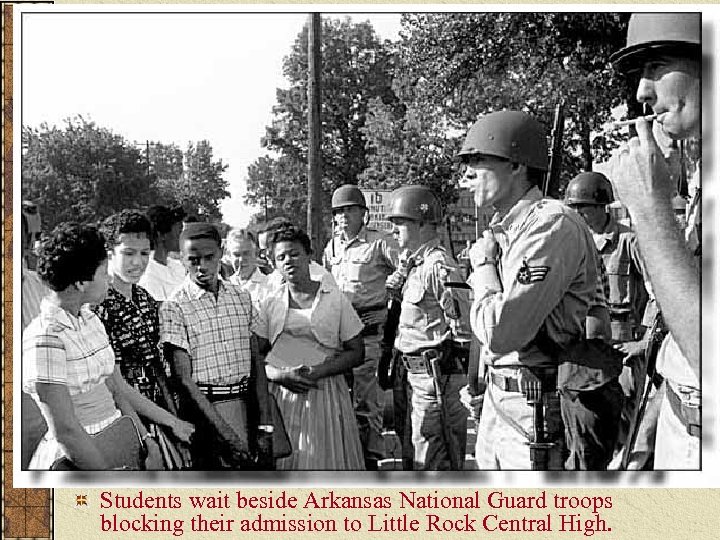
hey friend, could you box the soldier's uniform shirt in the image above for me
[654,166,701,470]
[322,227,399,463]
[322,227,398,310]
[395,238,472,353]
[468,187,599,470]
[593,214,648,339]
[394,237,471,470]
[469,187,598,367]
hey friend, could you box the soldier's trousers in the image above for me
[654,380,700,470]
[475,380,564,470]
[561,379,624,470]
[407,371,468,470]
[353,333,385,463]
[392,364,414,470]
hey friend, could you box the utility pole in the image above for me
[307,12,322,260]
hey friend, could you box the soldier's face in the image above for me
[636,55,700,140]
[390,217,420,250]
[333,206,364,236]
[568,204,607,233]
[460,154,515,209]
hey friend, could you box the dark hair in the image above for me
[146,205,186,237]
[268,225,312,256]
[37,223,108,291]
[99,210,152,249]
[179,222,222,248]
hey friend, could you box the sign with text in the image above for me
[361,189,394,232]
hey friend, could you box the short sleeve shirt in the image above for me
[159,278,257,385]
[23,299,118,427]
[323,228,398,310]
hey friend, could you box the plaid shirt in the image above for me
[94,285,163,401]
[23,298,118,427]
[159,278,257,385]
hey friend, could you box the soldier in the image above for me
[385,185,470,470]
[459,111,602,470]
[565,172,651,467]
[322,185,399,470]
[609,13,701,469]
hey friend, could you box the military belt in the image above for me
[401,346,464,376]
[488,367,557,394]
[665,382,701,438]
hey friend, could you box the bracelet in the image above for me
[258,424,275,434]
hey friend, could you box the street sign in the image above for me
[360,189,394,232]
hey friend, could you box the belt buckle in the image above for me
[421,348,439,363]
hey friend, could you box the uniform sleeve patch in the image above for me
[516,258,550,285]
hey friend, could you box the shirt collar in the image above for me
[490,186,543,235]
[182,276,226,300]
[40,297,95,329]
[341,226,368,245]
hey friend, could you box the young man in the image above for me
[139,205,186,301]
[159,223,272,468]
[459,111,603,470]
[386,185,471,470]
[609,12,701,469]
[223,228,270,304]
[322,185,399,470]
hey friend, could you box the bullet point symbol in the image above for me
[76,495,87,506]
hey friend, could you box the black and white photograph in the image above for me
[13,6,708,483]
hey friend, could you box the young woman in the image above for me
[22,223,193,470]
[255,226,366,470]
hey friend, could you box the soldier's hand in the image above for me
[468,230,499,270]
[608,118,674,218]
[613,340,647,364]
[459,384,484,422]
[517,367,542,403]
[385,271,405,292]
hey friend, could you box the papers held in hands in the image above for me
[265,334,330,368]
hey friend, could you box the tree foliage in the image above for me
[22,117,156,231]
[246,16,397,227]
[22,117,231,230]
[362,13,633,201]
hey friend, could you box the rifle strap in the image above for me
[486,380,532,442]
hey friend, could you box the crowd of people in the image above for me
[20,12,700,471]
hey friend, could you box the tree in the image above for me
[22,116,157,231]
[364,13,633,200]
[171,141,230,222]
[248,16,398,231]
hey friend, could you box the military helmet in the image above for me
[387,185,442,224]
[565,172,614,206]
[457,111,548,171]
[611,13,701,74]
[331,184,367,210]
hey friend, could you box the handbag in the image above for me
[268,393,292,459]
[51,415,145,471]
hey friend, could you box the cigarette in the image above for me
[603,114,657,132]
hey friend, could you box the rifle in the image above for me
[377,250,413,391]
[543,100,566,199]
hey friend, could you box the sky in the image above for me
[20,9,403,227]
